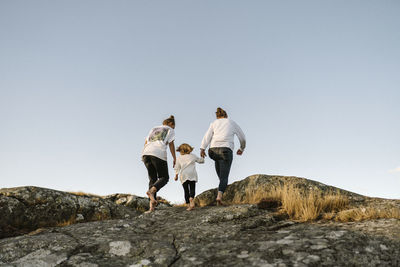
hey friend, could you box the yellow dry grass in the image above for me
[231,182,349,222]
[335,207,400,222]
[230,182,400,222]
[68,191,101,197]
[173,203,189,207]
[56,217,76,227]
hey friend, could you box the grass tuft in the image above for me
[335,207,400,222]
[231,182,349,221]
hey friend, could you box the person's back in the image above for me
[201,117,245,153]
[174,143,203,210]
[175,153,204,183]
[200,107,246,205]
[208,118,238,150]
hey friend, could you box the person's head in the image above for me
[163,115,175,129]
[215,107,228,119]
[176,143,194,155]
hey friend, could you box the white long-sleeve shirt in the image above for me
[200,118,246,152]
[174,154,204,184]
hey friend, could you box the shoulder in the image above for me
[228,119,240,127]
[190,154,198,159]
[164,125,175,134]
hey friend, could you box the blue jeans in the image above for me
[208,147,233,193]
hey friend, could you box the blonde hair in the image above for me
[216,107,228,118]
[176,143,194,154]
[163,115,175,126]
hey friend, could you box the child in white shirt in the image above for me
[174,143,204,210]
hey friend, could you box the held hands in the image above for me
[174,174,178,181]
[200,149,206,158]
[236,149,243,156]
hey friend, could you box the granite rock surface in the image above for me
[1,175,399,266]
[0,204,399,266]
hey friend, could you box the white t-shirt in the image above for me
[142,125,175,161]
[174,154,204,184]
[200,118,246,152]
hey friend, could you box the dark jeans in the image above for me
[208,147,233,193]
[143,155,169,197]
[182,180,196,204]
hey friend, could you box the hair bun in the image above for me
[163,115,175,126]
[216,107,228,118]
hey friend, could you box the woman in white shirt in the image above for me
[174,143,204,210]
[142,115,177,212]
[200,108,246,205]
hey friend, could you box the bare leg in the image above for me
[216,191,224,206]
[146,186,158,209]
[187,197,195,211]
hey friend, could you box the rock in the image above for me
[0,187,142,239]
[104,194,171,213]
[195,174,365,207]
[0,205,399,266]
[1,175,399,266]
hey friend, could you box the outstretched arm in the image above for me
[196,156,205,164]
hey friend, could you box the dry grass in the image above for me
[68,191,101,197]
[230,182,400,222]
[335,207,400,222]
[231,182,349,222]
[173,202,189,207]
[56,216,76,227]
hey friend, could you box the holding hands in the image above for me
[200,149,206,158]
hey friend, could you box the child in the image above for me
[174,143,204,210]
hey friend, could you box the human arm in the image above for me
[143,128,154,147]
[200,123,214,158]
[169,141,176,167]
[174,157,180,181]
[234,122,246,155]
[196,156,205,164]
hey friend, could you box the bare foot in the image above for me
[146,188,157,206]
[145,200,156,213]
[187,206,194,211]
[188,198,195,210]
[216,191,224,206]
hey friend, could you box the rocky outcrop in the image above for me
[0,205,399,266]
[1,175,399,266]
[195,174,366,207]
[0,187,150,239]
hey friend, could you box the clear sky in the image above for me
[1,1,399,203]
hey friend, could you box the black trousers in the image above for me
[143,155,169,198]
[182,180,196,204]
[208,147,233,193]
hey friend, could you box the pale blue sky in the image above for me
[1,1,399,203]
